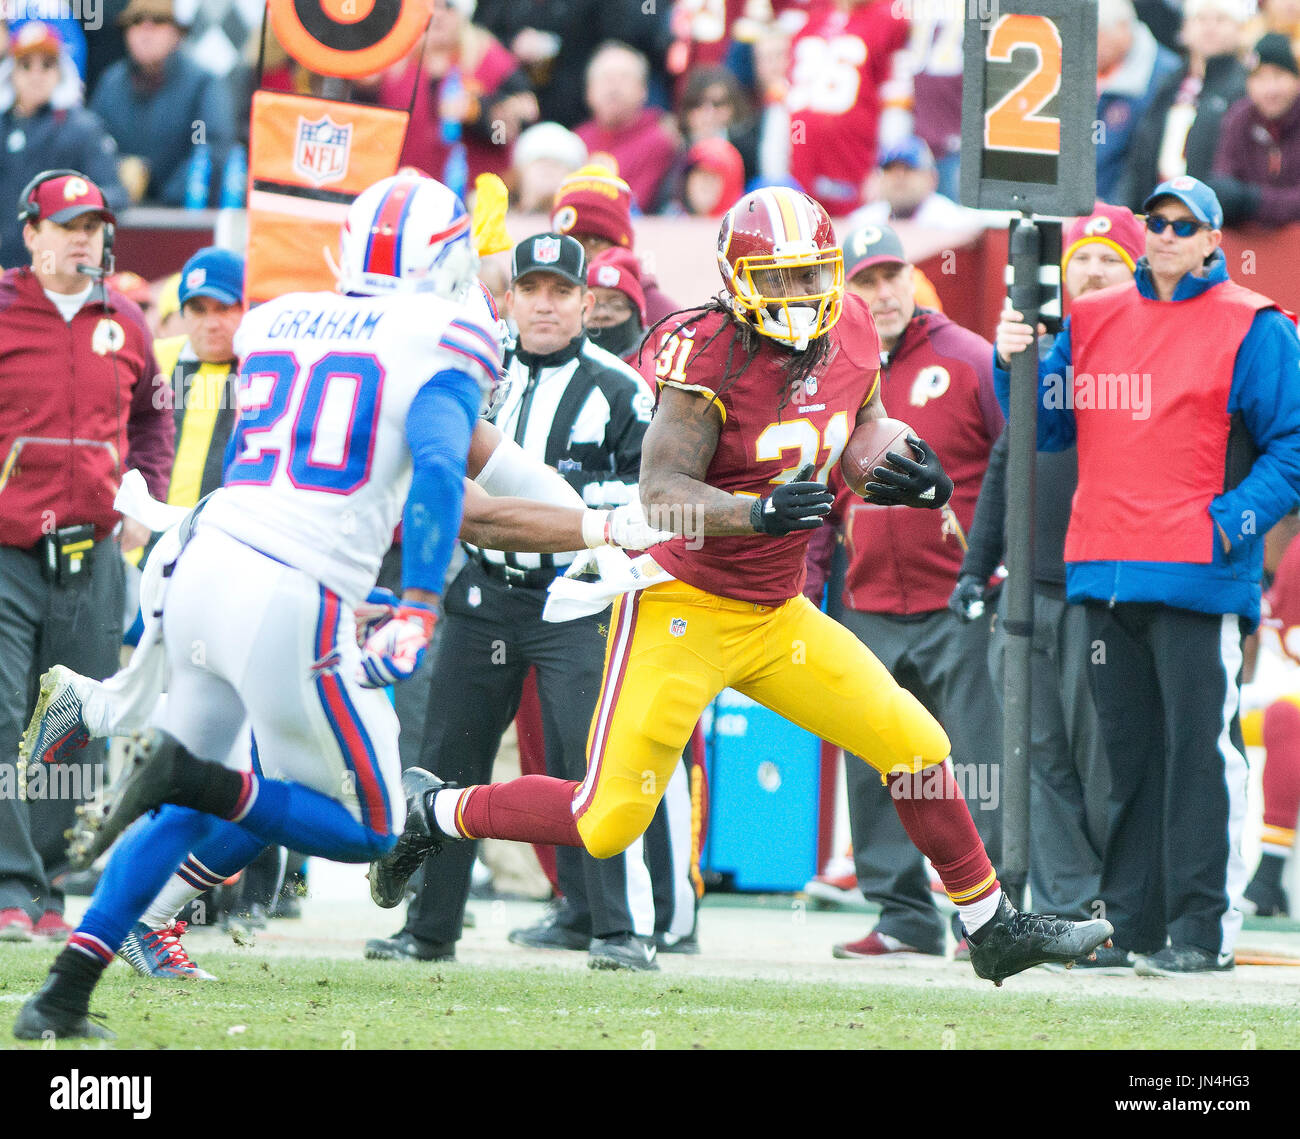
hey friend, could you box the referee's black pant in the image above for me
[403,560,655,944]
[1085,602,1249,958]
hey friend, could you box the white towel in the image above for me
[114,468,192,533]
[543,547,677,622]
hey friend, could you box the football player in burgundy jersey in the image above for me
[373,186,1114,983]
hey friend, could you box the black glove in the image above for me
[1205,175,1261,226]
[948,574,987,623]
[750,463,834,535]
[863,436,954,509]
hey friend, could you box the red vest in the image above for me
[1065,280,1273,564]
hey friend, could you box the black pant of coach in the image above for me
[1085,601,1248,957]
[399,559,649,947]
[0,538,123,922]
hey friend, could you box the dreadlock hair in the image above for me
[638,295,834,416]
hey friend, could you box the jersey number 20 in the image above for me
[226,350,385,494]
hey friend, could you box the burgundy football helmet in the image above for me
[716,186,844,350]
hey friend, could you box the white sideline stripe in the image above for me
[1218,614,1250,956]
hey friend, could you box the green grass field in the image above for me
[3,946,1297,1050]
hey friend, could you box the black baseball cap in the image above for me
[511,232,586,287]
[842,223,908,279]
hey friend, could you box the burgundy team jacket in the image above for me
[805,308,1004,615]
[0,267,173,547]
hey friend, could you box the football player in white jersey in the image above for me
[15,176,672,1035]
[12,175,499,1038]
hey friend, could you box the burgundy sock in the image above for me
[457,775,583,846]
[886,763,999,904]
[1263,700,1300,847]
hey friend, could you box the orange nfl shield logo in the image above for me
[293,114,353,187]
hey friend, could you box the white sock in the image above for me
[432,788,466,839]
[140,873,203,930]
[958,888,1003,938]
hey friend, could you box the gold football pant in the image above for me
[574,581,951,859]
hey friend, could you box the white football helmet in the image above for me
[336,174,479,300]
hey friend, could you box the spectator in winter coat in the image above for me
[89,0,235,207]
[550,165,679,324]
[1209,34,1300,226]
[663,136,746,217]
[0,23,126,269]
[1095,0,1182,202]
[1120,0,1249,212]
[511,121,588,213]
[573,42,678,212]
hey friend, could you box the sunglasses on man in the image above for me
[1145,215,1211,237]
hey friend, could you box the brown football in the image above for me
[839,417,916,497]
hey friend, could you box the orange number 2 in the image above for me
[983,14,1062,156]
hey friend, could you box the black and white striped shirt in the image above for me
[466,333,653,572]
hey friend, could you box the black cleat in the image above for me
[13,977,116,1041]
[508,904,592,952]
[966,895,1113,986]
[1134,945,1234,976]
[66,729,183,870]
[364,930,456,962]
[1242,877,1289,918]
[588,933,659,971]
[368,768,449,909]
[655,929,700,955]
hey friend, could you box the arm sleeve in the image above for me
[474,432,586,508]
[993,323,1077,451]
[401,368,482,593]
[125,326,174,500]
[960,426,1008,579]
[1211,309,1300,546]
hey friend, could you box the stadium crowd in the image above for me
[0,0,1298,986]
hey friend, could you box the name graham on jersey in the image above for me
[265,308,382,341]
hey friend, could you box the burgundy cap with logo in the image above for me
[23,174,116,227]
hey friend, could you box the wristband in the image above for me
[581,509,612,549]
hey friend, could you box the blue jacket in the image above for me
[994,251,1300,626]
[89,50,234,207]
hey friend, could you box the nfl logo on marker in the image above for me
[670,617,687,637]
[293,114,352,187]
[534,236,561,263]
